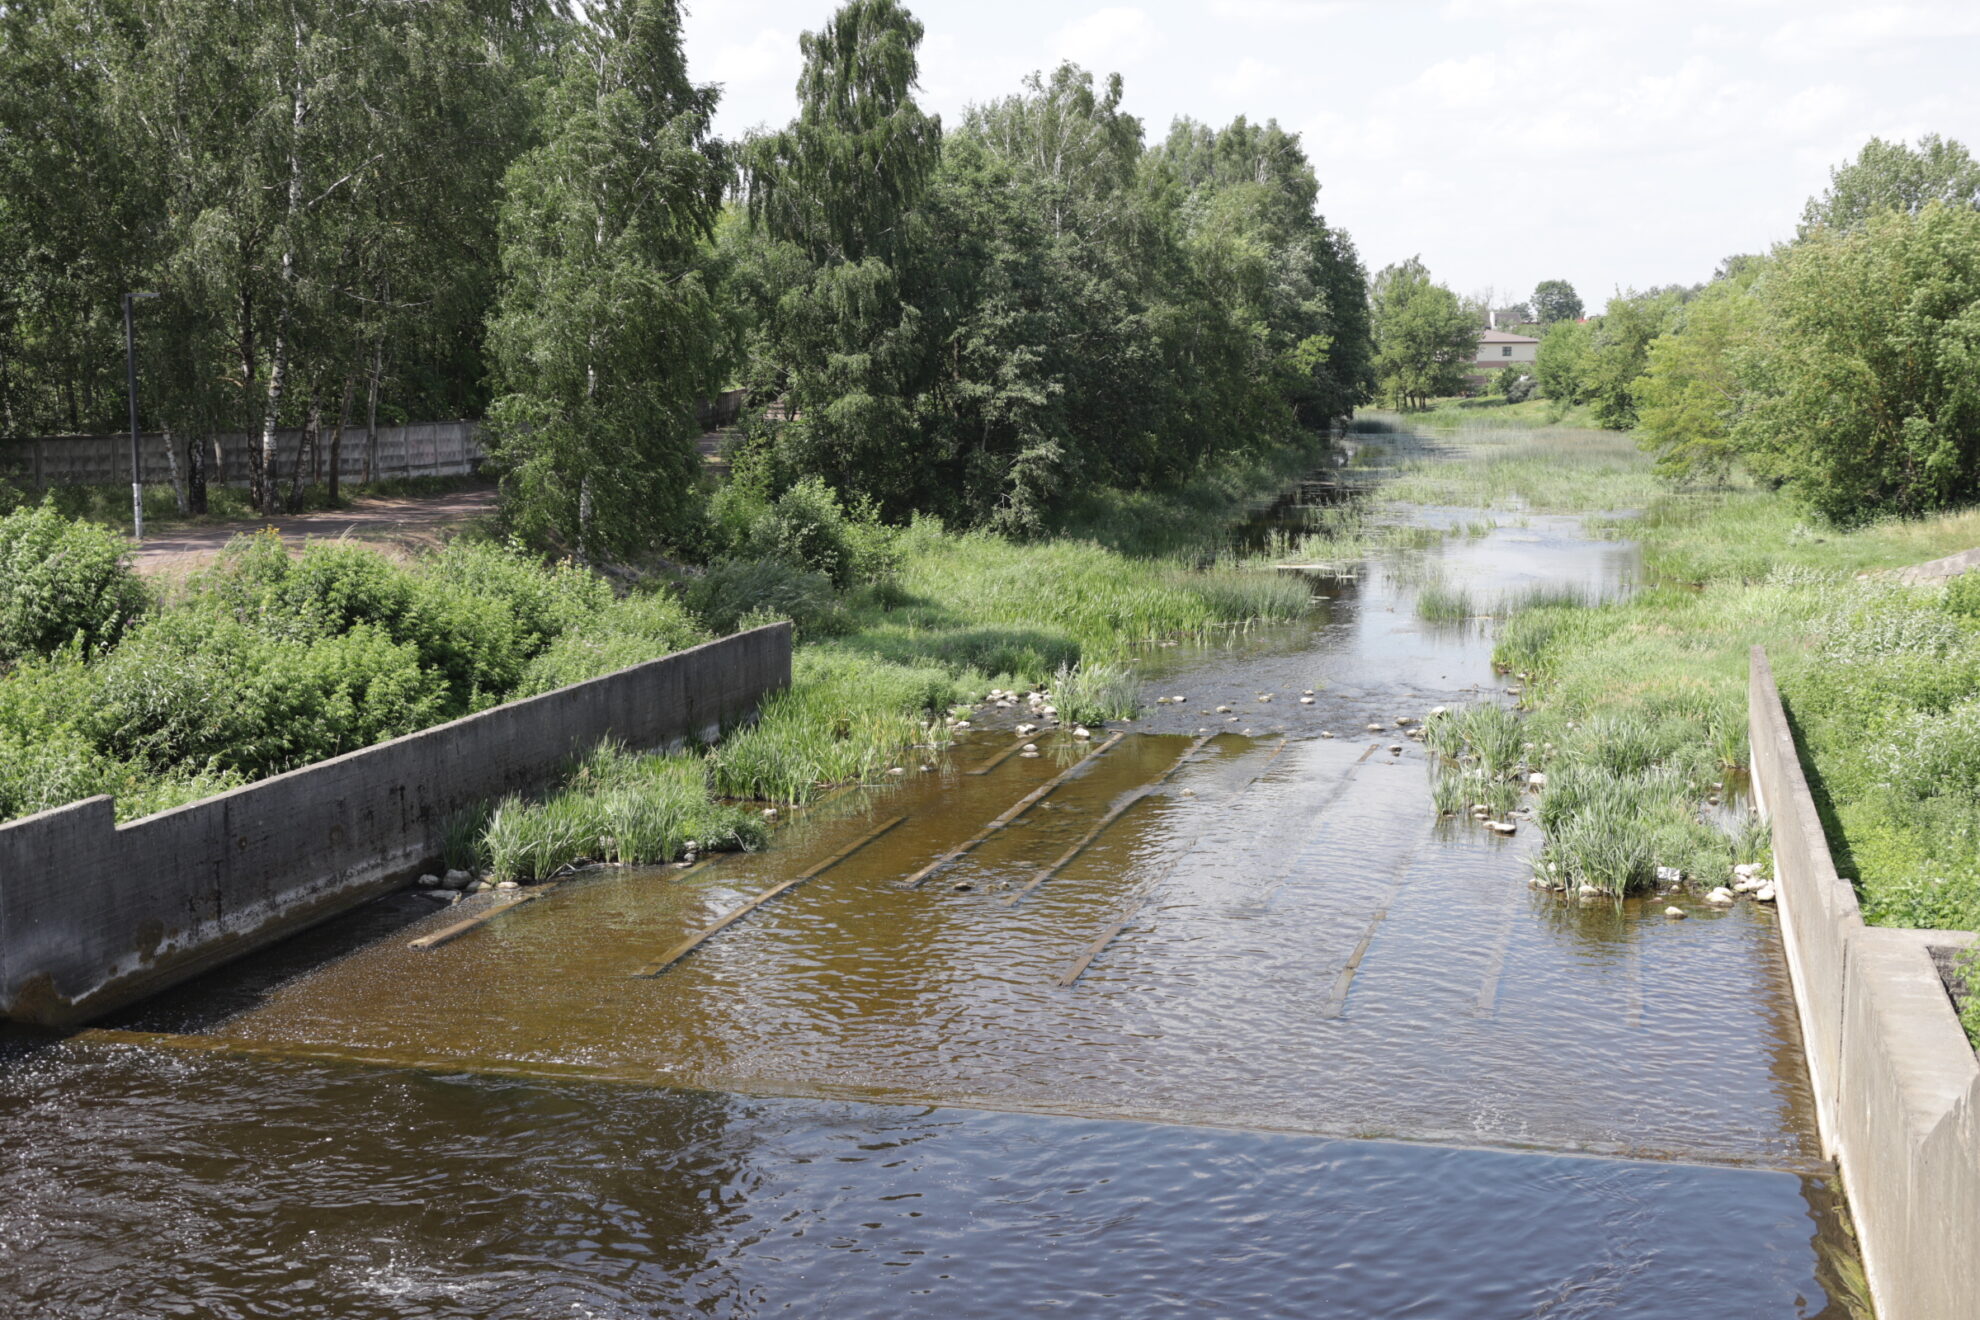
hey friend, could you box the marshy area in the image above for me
[1,411,1910,1317]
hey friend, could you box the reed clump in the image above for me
[480,743,768,883]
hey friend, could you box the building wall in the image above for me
[0,623,792,1027]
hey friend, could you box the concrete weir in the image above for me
[0,622,792,1029]
[1751,646,1980,1320]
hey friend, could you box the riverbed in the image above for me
[0,426,1867,1317]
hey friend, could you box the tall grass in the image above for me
[1052,660,1139,725]
[481,743,768,883]
[710,649,962,803]
[1416,582,1473,622]
[1380,428,1664,513]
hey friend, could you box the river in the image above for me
[0,426,1866,1317]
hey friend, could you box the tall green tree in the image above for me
[1369,258,1474,410]
[739,0,943,514]
[1738,202,1980,522]
[1532,320,1589,404]
[1530,279,1583,324]
[485,0,728,562]
[1800,133,1980,236]
[1579,289,1683,430]
[1633,263,1765,482]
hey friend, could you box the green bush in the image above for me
[0,501,148,666]
[686,557,844,638]
[86,611,445,778]
[517,588,709,694]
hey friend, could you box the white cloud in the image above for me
[688,0,1979,296]
[1051,6,1162,70]
[1766,3,1980,61]
[1211,57,1284,100]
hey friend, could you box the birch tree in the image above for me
[485,0,727,561]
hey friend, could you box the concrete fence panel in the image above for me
[1,420,487,490]
[0,622,791,1029]
[1750,646,1979,1320]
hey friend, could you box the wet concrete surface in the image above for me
[0,444,1869,1317]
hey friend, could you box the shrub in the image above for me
[0,502,148,665]
[686,557,843,638]
[86,612,445,778]
[517,588,709,694]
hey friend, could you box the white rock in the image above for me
[887,766,905,775]
[442,869,472,890]
[1367,723,1386,732]
[762,807,779,820]
[1022,743,1037,753]
[1486,820,1516,835]
[1300,696,1315,704]
[1320,730,1335,738]
[1073,727,1091,740]
[1734,862,1762,879]
[955,720,972,730]
[1665,906,1687,918]
[1706,887,1735,905]
[1388,744,1404,755]
[1172,695,1186,703]
[1755,886,1776,902]
[1429,706,1448,717]
[1395,716,1415,726]
[417,873,440,888]
[1578,884,1604,897]
[1528,772,1547,788]
[497,880,520,891]
[1216,705,1233,713]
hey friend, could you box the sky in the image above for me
[680,0,1980,311]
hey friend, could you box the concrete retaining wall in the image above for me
[1750,646,1979,1320]
[0,623,791,1028]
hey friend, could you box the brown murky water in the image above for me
[0,444,1868,1317]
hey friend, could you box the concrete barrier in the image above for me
[0,623,791,1028]
[1750,646,1979,1320]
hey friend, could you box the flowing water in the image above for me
[0,430,1866,1317]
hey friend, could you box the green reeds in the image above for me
[1051,660,1141,725]
[710,650,959,803]
[483,744,769,883]
[1416,582,1474,622]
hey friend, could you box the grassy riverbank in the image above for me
[0,460,1334,878]
[1405,424,1980,1037]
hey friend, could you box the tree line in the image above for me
[1542,134,1980,522]
[0,0,1374,553]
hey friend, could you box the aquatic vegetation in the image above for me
[1415,582,1473,622]
[710,650,961,804]
[483,744,768,882]
[1051,661,1140,725]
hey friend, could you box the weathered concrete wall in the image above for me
[1750,646,1980,1320]
[0,623,791,1028]
[0,420,484,489]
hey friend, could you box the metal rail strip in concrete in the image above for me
[632,815,909,978]
[1003,734,1214,907]
[900,734,1124,889]
[1057,737,1291,988]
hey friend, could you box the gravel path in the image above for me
[130,487,497,573]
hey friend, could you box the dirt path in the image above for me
[130,487,497,573]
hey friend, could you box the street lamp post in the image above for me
[122,291,159,541]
